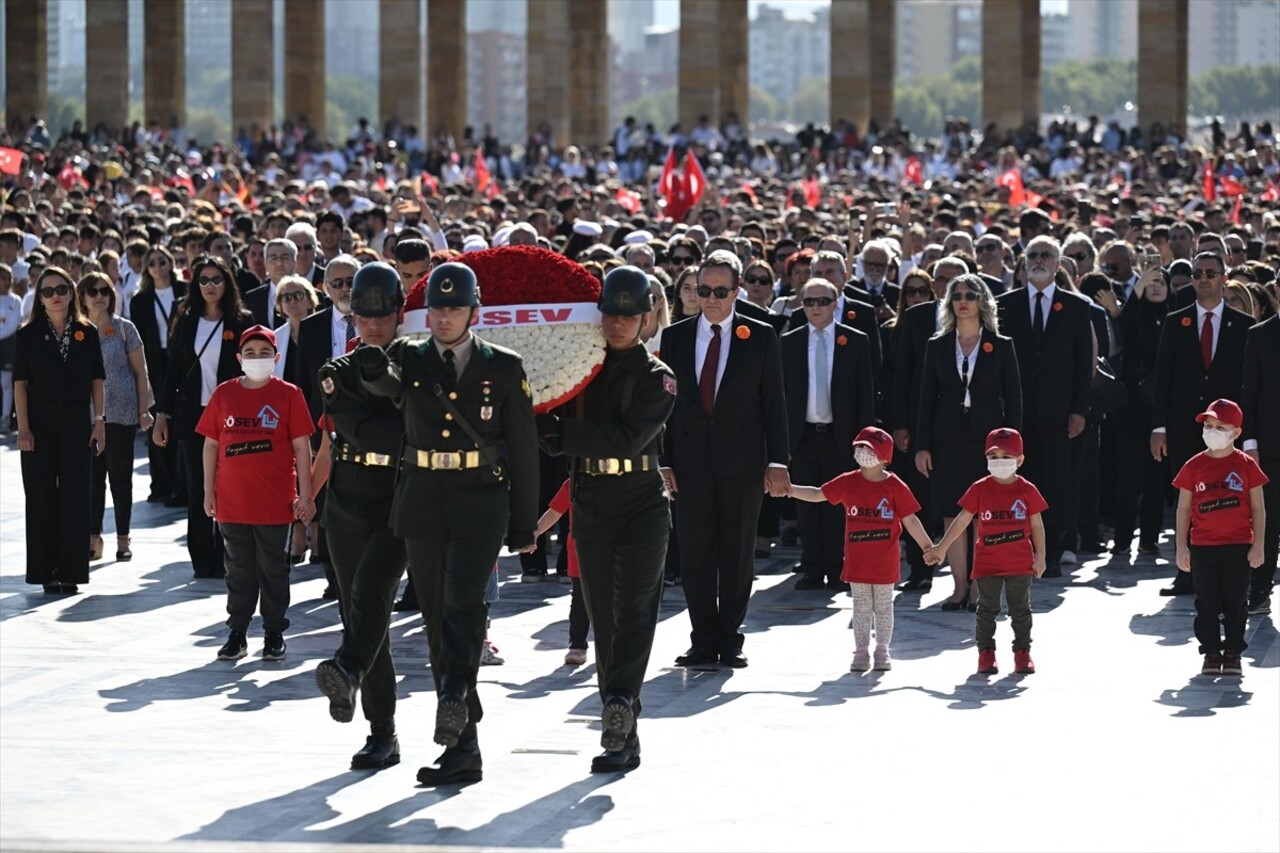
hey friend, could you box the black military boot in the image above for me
[434,675,469,747]
[417,727,482,785]
[591,730,641,774]
[351,718,400,770]
[314,657,362,723]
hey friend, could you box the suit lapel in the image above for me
[717,317,750,405]
[970,328,993,385]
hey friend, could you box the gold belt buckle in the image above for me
[432,451,461,470]
[365,452,391,467]
[598,458,622,475]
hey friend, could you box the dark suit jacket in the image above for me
[735,298,790,336]
[789,295,883,378]
[294,306,339,424]
[1151,302,1252,439]
[780,321,875,457]
[129,283,187,403]
[1241,314,1279,458]
[997,286,1093,424]
[915,327,1022,451]
[234,267,261,299]
[845,279,901,308]
[242,283,278,329]
[887,300,938,434]
[659,313,789,479]
[156,310,254,437]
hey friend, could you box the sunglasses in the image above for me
[39,283,71,298]
[296,243,317,252]
[744,275,772,286]
[327,277,355,290]
[197,275,225,289]
[695,285,734,299]
[802,296,835,307]
[904,286,932,297]
[670,255,696,264]
[951,291,980,302]
[1025,251,1054,261]
[85,286,113,297]
[1191,270,1220,280]
[279,290,309,303]
[977,244,1001,253]
[1066,252,1089,262]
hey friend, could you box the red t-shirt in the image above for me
[821,470,921,584]
[958,475,1049,578]
[1172,449,1269,546]
[549,478,579,578]
[196,377,314,525]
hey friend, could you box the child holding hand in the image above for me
[525,478,590,666]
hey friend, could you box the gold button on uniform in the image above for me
[449,392,458,400]
[445,413,453,421]
[442,429,451,438]
[413,381,420,388]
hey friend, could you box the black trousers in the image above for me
[146,423,179,500]
[568,575,590,649]
[1189,544,1251,654]
[182,433,224,575]
[21,405,92,585]
[1166,432,1202,592]
[789,427,848,582]
[520,450,567,575]
[894,443,932,582]
[220,522,291,635]
[328,522,407,723]
[405,533,505,732]
[1020,419,1073,563]
[1251,453,1279,605]
[1068,418,1101,548]
[91,423,137,536]
[1111,400,1169,547]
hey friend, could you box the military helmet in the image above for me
[598,265,653,316]
[349,262,404,317]
[426,262,480,308]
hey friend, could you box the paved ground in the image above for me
[0,435,1277,853]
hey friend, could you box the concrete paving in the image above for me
[1,436,1277,853]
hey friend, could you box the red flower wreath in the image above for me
[73,330,85,341]
[982,341,994,353]
[404,245,601,310]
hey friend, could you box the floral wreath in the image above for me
[404,246,605,413]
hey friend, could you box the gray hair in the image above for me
[1025,234,1061,259]
[285,222,317,243]
[859,239,893,261]
[324,253,360,278]
[937,273,1000,334]
[699,249,742,285]
[265,237,297,261]
[1062,232,1096,265]
[814,249,847,274]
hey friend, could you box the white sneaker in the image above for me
[873,646,892,671]
[564,648,588,666]
[480,640,505,666]
[1061,550,1078,566]
[850,647,870,672]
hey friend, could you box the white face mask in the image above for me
[1202,426,1235,451]
[987,458,1019,479]
[241,357,275,382]
[854,447,883,469]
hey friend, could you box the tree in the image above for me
[788,76,829,125]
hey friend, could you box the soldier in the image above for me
[534,265,676,773]
[312,262,410,771]
[353,262,538,786]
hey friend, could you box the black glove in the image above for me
[506,529,535,552]
[351,343,388,380]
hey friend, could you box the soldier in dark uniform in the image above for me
[353,262,538,786]
[534,265,676,773]
[312,262,410,771]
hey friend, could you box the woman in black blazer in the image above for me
[152,256,253,578]
[14,267,106,594]
[915,274,1022,609]
[128,244,186,504]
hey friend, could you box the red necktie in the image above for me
[1200,312,1213,370]
[699,323,721,415]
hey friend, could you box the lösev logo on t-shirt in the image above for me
[847,503,894,519]
[979,500,1027,522]
[222,404,281,431]
[1196,472,1245,493]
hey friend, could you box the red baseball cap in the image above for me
[239,324,277,350]
[1195,398,1243,429]
[853,426,894,464]
[985,427,1024,457]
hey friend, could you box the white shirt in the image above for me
[196,317,223,406]
[1028,282,1057,328]
[805,323,835,423]
[154,286,176,349]
[1195,300,1223,359]
[117,267,141,319]
[955,335,980,408]
[330,308,353,360]
[20,289,34,324]
[273,321,293,378]
[262,280,278,328]
[0,292,22,341]
[695,311,734,398]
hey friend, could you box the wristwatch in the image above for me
[94,414,106,422]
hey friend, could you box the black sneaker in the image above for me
[1247,598,1271,616]
[217,631,247,661]
[262,632,287,661]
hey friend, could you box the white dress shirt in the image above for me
[330,308,354,359]
[695,310,734,397]
[805,323,835,423]
[1195,300,1223,359]
[273,321,293,378]
[955,335,980,408]
[1028,282,1057,328]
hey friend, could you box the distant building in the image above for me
[749,3,828,106]
[895,0,981,82]
[467,30,527,148]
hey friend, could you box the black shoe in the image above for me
[290,551,306,564]
[417,745,483,786]
[591,733,641,774]
[780,527,799,547]
[392,595,418,612]
[794,575,825,591]
[262,632,287,661]
[434,689,469,747]
[217,631,248,661]
[1159,581,1193,597]
[897,576,932,592]
[826,579,850,592]
[146,492,165,504]
[663,573,681,588]
[720,649,748,668]
[351,720,400,770]
[321,585,338,601]
[315,658,361,723]
[674,647,719,667]
[42,583,61,595]
[1138,541,1162,557]
[1041,562,1063,578]
[163,495,186,508]
[600,693,636,752]
[1078,539,1103,554]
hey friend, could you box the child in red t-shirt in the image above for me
[792,427,933,673]
[926,428,1048,676]
[1172,399,1269,678]
[197,326,314,663]
[525,478,589,666]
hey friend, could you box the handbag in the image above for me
[1090,356,1129,416]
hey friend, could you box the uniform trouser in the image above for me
[182,432,224,575]
[1249,454,1279,606]
[406,534,505,733]
[1189,544,1251,654]
[575,494,669,713]
[975,575,1033,651]
[568,576,590,649]
[22,407,91,585]
[789,427,849,582]
[328,522,407,723]
[220,522,291,635]
[1021,419,1072,563]
[91,423,136,536]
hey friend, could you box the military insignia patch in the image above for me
[321,376,336,395]
[481,406,493,421]
[663,375,677,396]
[522,378,531,398]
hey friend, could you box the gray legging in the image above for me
[851,582,895,650]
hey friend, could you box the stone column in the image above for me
[867,0,895,129]
[527,0,570,147]
[380,0,422,132]
[829,0,893,131]
[568,0,607,146]
[284,0,326,137]
[86,0,129,132]
[1137,0,1188,134]
[982,0,1040,131]
[144,0,186,130]
[426,0,466,144]
[678,1,720,134]
[719,0,749,128]
[232,0,274,135]
[5,0,48,130]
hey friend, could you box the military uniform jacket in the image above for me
[361,333,539,541]
[318,346,405,528]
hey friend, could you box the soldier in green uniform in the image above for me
[535,265,676,773]
[353,261,538,786]
[312,262,409,771]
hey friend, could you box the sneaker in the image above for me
[850,647,870,672]
[564,648,588,666]
[663,573,680,587]
[521,572,546,584]
[873,646,892,671]
[1014,649,1035,674]
[1060,550,1077,566]
[558,574,573,585]
[1221,651,1243,677]
[262,632,286,661]
[977,648,998,674]
[1201,651,1223,676]
[1248,598,1271,616]
[480,640,504,666]
[217,631,247,661]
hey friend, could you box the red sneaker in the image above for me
[977,648,998,674]
[1014,649,1035,674]
[1201,651,1223,676]
[1221,651,1243,677]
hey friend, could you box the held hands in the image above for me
[506,530,535,552]
[764,467,792,498]
[293,496,316,524]
[923,544,945,566]
[1176,546,1191,573]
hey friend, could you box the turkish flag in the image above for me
[1219,175,1246,197]
[803,176,821,209]
[614,186,642,215]
[657,146,677,202]
[0,146,23,175]
[997,168,1025,207]
[684,149,707,208]
[1203,162,1217,202]
[904,156,923,186]
[1262,181,1280,202]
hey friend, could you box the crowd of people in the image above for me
[2,108,1278,781]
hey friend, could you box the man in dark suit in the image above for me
[844,240,900,308]
[1150,251,1252,595]
[243,238,295,328]
[288,221,327,287]
[1242,313,1279,614]
[800,251,884,377]
[781,277,875,591]
[996,236,1094,577]
[659,251,790,669]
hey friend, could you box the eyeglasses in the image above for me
[744,275,772,286]
[296,243,317,252]
[265,254,294,263]
[279,290,309,303]
[951,291,980,302]
[38,283,71,298]
[977,244,1002,253]
[670,254,696,264]
[1191,270,1221,280]
[1066,252,1089,262]
[695,285,734,299]
[904,286,932,297]
[1025,251,1054,261]
[801,296,835,307]
[85,286,113,297]
[196,275,225,289]
[327,277,355,290]
[148,258,168,268]
[862,261,887,270]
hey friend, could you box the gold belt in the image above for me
[581,456,660,476]
[402,448,483,470]
[333,444,394,467]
